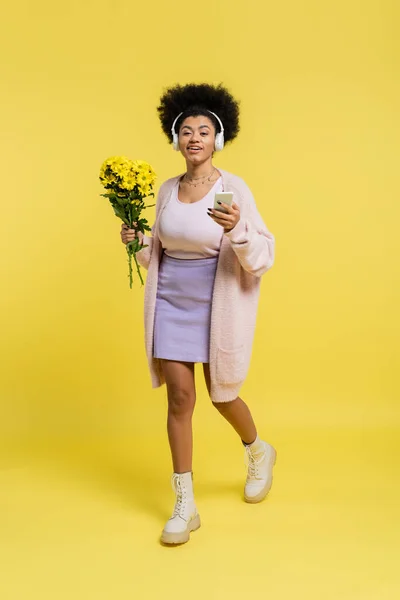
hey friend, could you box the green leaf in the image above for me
[115,195,129,207]
[112,204,128,222]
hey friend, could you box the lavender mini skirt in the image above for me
[153,253,219,363]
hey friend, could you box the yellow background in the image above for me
[1,1,399,598]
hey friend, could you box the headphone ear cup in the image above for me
[214,132,224,152]
[172,132,180,151]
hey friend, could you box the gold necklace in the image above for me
[184,167,216,187]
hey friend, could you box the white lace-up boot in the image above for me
[244,436,277,503]
[160,471,201,545]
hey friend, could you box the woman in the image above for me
[121,83,276,545]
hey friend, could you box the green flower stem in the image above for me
[133,250,144,287]
[126,237,145,288]
[129,202,133,229]
[127,246,133,289]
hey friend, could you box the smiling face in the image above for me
[178,115,216,164]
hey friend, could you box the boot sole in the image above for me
[160,514,201,545]
[244,445,277,504]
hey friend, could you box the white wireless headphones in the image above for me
[171,110,225,152]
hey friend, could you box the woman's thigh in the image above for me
[160,359,196,413]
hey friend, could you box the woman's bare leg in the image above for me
[161,359,196,473]
[202,363,257,444]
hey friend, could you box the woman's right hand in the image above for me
[120,222,144,245]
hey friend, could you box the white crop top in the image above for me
[158,177,224,259]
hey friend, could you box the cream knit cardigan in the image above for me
[136,168,275,402]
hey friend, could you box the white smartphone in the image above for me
[214,191,233,213]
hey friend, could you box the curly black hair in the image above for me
[157,83,240,146]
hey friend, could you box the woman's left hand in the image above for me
[207,201,240,232]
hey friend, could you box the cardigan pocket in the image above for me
[216,344,246,384]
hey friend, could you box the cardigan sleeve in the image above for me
[224,180,275,277]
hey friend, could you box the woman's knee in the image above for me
[161,360,196,418]
[168,385,195,417]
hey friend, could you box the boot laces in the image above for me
[245,446,265,479]
[171,473,188,518]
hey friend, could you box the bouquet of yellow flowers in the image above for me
[99,156,157,288]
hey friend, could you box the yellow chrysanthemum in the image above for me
[100,156,136,186]
[100,156,156,199]
[140,183,153,197]
[132,160,156,186]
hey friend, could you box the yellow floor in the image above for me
[1,416,398,600]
